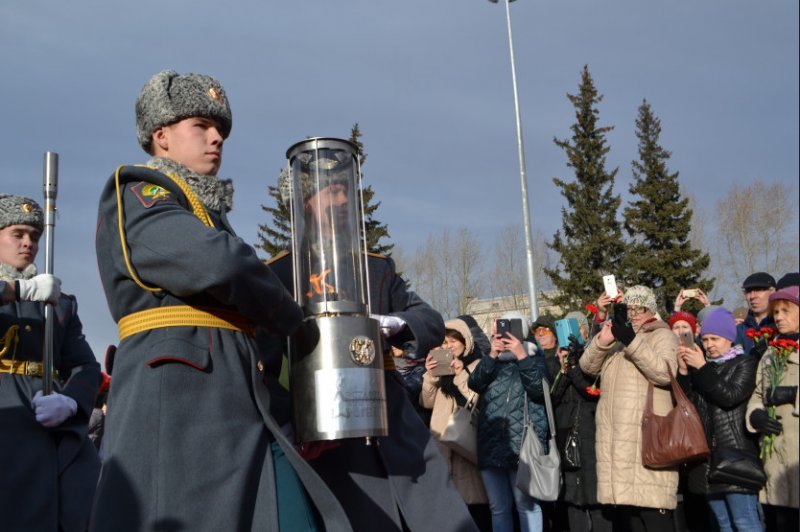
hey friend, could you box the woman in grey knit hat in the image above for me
[0,193,101,531]
[580,285,681,530]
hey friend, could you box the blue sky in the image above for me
[1,1,797,361]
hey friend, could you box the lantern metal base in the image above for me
[290,315,388,442]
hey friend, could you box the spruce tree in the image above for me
[622,99,714,312]
[348,124,393,255]
[255,168,292,258]
[545,65,625,310]
[255,124,392,257]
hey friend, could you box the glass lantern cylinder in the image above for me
[285,137,387,442]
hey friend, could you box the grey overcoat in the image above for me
[0,284,101,531]
[92,165,349,531]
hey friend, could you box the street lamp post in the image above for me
[492,0,539,321]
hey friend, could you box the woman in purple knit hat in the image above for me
[676,307,763,532]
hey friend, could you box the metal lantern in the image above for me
[285,137,387,443]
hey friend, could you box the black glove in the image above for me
[764,386,798,407]
[749,408,783,436]
[566,335,584,367]
[290,320,321,360]
[611,303,636,346]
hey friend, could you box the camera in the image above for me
[682,289,698,298]
[496,318,523,340]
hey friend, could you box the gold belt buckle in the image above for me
[25,361,43,377]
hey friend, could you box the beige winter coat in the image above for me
[421,360,488,505]
[580,320,679,510]
[746,346,799,508]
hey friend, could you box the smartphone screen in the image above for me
[679,331,694,348]
[555,318,583,349]
[429,348,455,376]
[603,274,618,298]
[496,318,523,340]
[496,319,511,338]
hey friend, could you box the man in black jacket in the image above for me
[265,166,475,531]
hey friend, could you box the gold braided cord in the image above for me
[115,165,162,292]
[159,170,215,229]
[118,305,255,341]
[0,325,20,358]
[114,165,215,293]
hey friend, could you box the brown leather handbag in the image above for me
[641,368,709,468]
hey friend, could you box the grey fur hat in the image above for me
[279,149,353,205]
[136,70,232,154]
[0,194,43,231]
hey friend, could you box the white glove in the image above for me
[18,274,61,303]
[372,314,407,339]
[32,390,77,427]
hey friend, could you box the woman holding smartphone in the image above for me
[669,311,700,345]
[468,311,548,532]
[676,307,763,532]
[421,317,489,530]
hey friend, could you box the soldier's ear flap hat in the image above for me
[136,70,233,154]
[0,194,43,232]
[278,149,353,205]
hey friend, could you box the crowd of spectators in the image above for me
[409,271,799,532]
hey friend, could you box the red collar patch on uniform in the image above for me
[131,181,173,208]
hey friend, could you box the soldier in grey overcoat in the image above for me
[264,170,478,532]
[91,70,349,531]
[0,194,101,531]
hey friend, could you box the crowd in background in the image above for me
[405,271,799,532]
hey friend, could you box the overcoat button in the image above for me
[257,361,264,372]
[24,325,32,332]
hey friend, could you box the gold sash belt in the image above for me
[118,306,256,341]
[0,358,59,378]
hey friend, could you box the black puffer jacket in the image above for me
[677,352,761,495]
[468,354,549,469]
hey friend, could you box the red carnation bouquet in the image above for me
[760,336,799,460]
[746,327,776,352]
[586,303,599,323]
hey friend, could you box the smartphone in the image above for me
[496,318,524,340]
[429,347,455,376]
[679,331,694,348]
[682,288,698,298]
[555,318,583,349]
[603,274,618,298]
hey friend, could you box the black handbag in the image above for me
[708,447,766,491]
[563,402,582,470]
